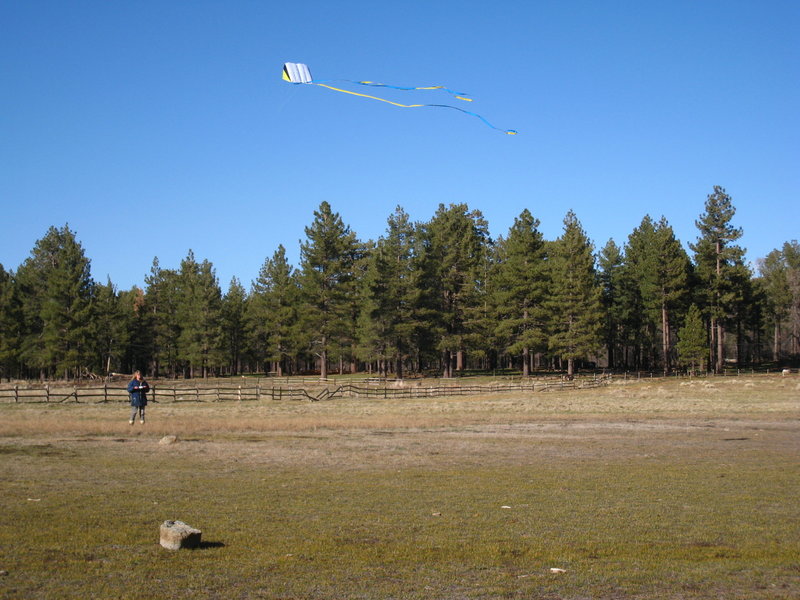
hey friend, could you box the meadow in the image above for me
[0,375,798,599]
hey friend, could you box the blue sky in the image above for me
[2,0,798,291]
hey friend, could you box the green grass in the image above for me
[1,377,799,598]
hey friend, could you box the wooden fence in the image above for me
[0,376,611,404]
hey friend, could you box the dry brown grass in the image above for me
[0,374,796,472]
[0,373,796,437]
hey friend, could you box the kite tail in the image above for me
[314,84,516,134]
[426,104,518,135]
[311,78,472,101]
[314,83,426,108]
[353,81,472,102]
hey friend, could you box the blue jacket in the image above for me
[127,378,150,407]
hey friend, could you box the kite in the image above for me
[282,62,517,135]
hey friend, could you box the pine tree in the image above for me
[91,278,132,375]
[690,186,746,373]
[492,209,547,376]
[597,239,624,369]
[625,216,690,373]
[755,251,786,360]
[419,203,491,377]
[222,277,247,375]
[15,225,94,379]
[118,286,149,374]
[546,211,603,378]
[356,207,419,377]
[249,245,300,376]
[0,265,22,379]
[176,251,223,378]
[144,258,180,377]
[783,241,800,357]
[676,304,707,374]
[299,202,360,380]
[622,216,659,368]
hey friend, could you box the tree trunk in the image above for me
[567,357,574,379]
[320,343,328,381]
[716,322,725,373]
[709,317,717,373]
[773,321,781,362]
[661,304,670,375]
[522,347,530,377]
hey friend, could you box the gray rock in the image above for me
[159,435,178,445]
[160,520,201,550]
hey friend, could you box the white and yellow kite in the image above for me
[282,62,517,135]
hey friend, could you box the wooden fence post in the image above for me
[73,386,78,403]
[14,384,19,403]
[45,384,50,403]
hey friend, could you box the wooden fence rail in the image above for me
[0,376,611,404]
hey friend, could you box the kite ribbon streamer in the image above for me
[315,83,517,135]
[353,81,472,102]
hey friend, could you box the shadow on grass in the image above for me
[198,541,225,549]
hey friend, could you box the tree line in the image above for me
[1,186,798,381]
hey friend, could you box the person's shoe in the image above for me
[140,419,145,424]
[129,419,134,425]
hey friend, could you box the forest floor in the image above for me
[0,375,798,599]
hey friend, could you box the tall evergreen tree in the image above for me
[144,258,180,377]
[420,203,491,377]
[299,202,360,380]
[91,278,132,376]
[492,209,548,376]
[622,217,659,368]
[755,251,787,360]
[690,186,746,372]
[546,211,603,378]
[783,241,800,357]
[0,265,22,380]
[119,286,149,374]
[15,225,95,379]
[625,216,690,373]
[356,207,420,377]
[597,239,625,369]
[249,245,300,376]
[176,251,223,378]
[222,277,247,375]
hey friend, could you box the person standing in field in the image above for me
[127,370,150,424]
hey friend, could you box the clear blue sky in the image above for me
[2,0,798,291]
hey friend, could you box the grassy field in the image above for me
[0,375,798,599]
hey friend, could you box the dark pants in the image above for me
[130,405,145,422]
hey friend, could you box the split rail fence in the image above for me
[0,376,611,404]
